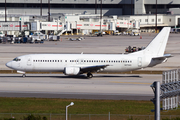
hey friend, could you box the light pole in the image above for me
[95,0,97,14]
[66,102,74,120]
[100,0,102,32]
[155,0,157,33]
[48,0,50,22]
[40,0,42,18]
[5,0,6,22]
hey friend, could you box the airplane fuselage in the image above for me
[7,53,150,73]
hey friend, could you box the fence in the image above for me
[0,113,180,120]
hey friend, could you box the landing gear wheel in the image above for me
[87,73,93,78]
[22,74,26,78]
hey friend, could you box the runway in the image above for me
[0,74,162,100]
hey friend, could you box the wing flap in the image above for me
[80,64,109,73]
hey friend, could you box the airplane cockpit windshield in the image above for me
[13,57,21,61]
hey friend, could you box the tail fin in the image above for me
[144,27,171,57]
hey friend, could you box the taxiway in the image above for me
[0,74,161,100]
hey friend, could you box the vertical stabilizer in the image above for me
[144,27,171,57]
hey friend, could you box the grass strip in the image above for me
[0,97,179,115]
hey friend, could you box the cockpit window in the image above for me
[13,58,21,61]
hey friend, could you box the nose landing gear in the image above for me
[22,74,26,78]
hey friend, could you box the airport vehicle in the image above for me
[6,27,172,78]
[68,37,84,41]
[130,32,140,36]
[0,32,4,37]
[90,32,103,37]
[30,32,47,43]
[123,31,128,35]
[114,30,121,35]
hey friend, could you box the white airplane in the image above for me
[6,27,172,78]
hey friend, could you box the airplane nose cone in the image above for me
[6,62,12,68]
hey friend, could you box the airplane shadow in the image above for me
[94,75,141,78]
[0,74,142,79]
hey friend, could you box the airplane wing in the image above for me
[80,64,109,73]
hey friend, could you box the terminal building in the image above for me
[0,0,180,35]
[0,0,180,16]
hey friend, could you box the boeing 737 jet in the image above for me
[6,27,172,78]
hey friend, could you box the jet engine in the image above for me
[64,67,80,75]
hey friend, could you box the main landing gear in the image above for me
[87,72,93,78]
[22,74,26,78]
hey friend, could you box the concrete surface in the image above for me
[0,74,161,100]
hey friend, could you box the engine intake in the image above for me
[64,67,80,75]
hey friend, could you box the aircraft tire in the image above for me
[22,74,26,78]
[87,73,93,78]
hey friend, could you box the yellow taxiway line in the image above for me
[111,81,152,85]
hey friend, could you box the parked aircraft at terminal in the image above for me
[6,27,172,78]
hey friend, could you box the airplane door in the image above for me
[27,57,32,66]
[138,57,142,67]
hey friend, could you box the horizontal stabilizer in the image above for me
[152,54,173,60]
[148,54,172,67]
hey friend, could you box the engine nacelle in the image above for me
[64,67,80,75]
